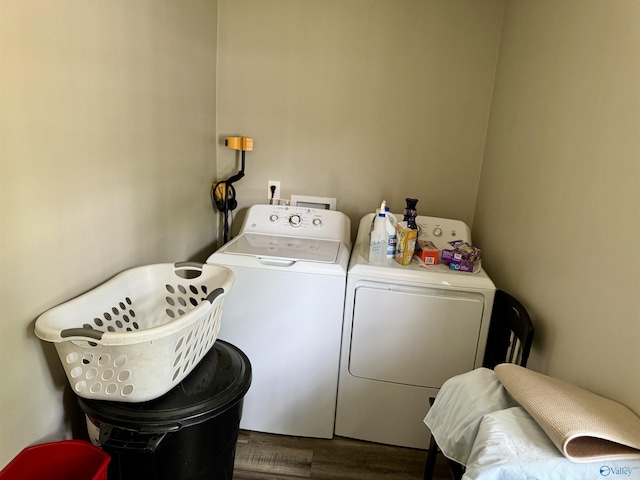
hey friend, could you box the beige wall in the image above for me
[0,0,218,466]
[474,0,640,415]
[2,0,639,469]
[216,0,505,237]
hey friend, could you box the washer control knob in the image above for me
[289,214,302,226]
[433,227,443,237]
[269,214,278,223]
[312,218,322,227]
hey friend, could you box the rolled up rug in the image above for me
[495,364,640,463]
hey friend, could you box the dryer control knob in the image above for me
[269,214,279,223]
[312,218,322,227]
[289,215,302,226]
[433,227,443,237]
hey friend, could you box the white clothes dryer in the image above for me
[207,205,351,439]
[334,213,495,449]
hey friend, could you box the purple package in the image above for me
[442,249,464,264]
[442,240,481,272]
[448,262,477,273]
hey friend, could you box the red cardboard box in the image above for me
[415,240,439,266]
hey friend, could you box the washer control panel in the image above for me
[240,205,349,244]
[266,206,324,229]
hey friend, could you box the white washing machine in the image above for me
[334,213,495,449]
[207,204,351,438]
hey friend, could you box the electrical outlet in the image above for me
[267,180,281,200]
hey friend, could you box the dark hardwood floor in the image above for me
[233,430,452,480]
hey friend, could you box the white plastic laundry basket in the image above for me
[35,262,234,403]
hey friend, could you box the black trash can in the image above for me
[77,340,251,480]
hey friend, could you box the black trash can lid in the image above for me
[78,340,251,432]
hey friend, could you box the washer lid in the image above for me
[222,233,341,263]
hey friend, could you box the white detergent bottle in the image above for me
[369,202,387,266]
[370,201,387,231]
[385,207,397,258]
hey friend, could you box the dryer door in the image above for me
[348,284,484,388]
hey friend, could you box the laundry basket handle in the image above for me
[173,261,206,279]
[174,261,203,270]
[206,287,225,304]
[60,328,104,341]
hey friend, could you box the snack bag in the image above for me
[395,221,417,265]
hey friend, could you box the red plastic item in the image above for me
[0,440,110,480]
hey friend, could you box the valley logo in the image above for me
[599,465,640,477]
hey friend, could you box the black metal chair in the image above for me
[423,290,534,480]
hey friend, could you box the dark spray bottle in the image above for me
[403,198,418,229]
